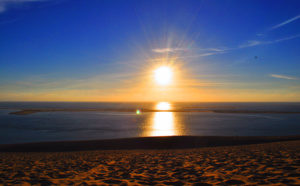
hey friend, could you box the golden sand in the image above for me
[0,140,299,186]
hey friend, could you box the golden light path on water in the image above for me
[150,102,180,136]
[152,112,175,136]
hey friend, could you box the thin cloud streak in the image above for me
[151,34,300,60]
[175,52,224,59]
[152,48,187,53]
[131,33,300,66]
[270,14,300,30]
[0,0,46,13]
[239,34,300,48]
[146,52,224,61]
[239,40,262,48]
[269,74,298,80]
[152,34,300,60]
[206,48,226,52]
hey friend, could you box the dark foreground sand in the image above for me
[0,137,300,186]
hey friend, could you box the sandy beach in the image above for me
[0,137,299,185]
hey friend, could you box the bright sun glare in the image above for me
[156,102,171,110]
[154,66,172,85]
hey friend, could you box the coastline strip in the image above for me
[1,108,300,115]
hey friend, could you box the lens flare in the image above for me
[136,109,141,114]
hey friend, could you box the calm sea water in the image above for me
[0,102,300,144]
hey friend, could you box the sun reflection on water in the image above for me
[152,112,175,136]
[150,102,177,136]
[156,102,171,110]
[141,102,184,137]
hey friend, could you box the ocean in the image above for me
[0,102,300,144]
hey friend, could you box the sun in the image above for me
[154,66,172,85]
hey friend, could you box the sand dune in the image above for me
[0,137,299,185]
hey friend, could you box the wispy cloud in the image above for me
[175,52,224,59]
[270,14,300,30]
[154,34,300,59]
[0,0,46,13]
[148,33,300,62]
[152,47,228,53]
[239,40,262,48]
[272,34,300,43]
[152,48,186,53]
[239,34,300,48]
[205,48,226,52]
[269,74,298,80]
[145,52,224,62]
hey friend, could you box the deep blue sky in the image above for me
[0,0,300,101]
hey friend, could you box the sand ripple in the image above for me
[0,140,299,185]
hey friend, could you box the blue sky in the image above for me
[0,0,300,101]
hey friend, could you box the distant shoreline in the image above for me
[1,108,300,115]
[1,135,299,152]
